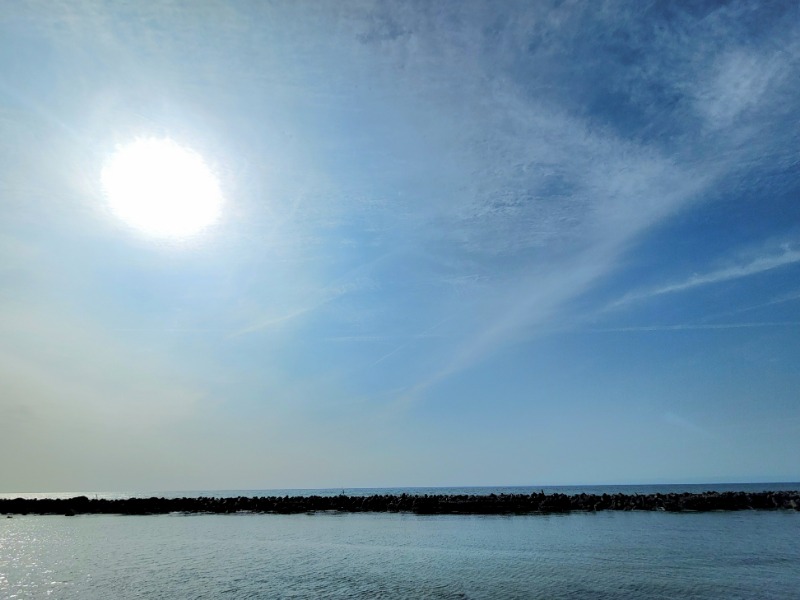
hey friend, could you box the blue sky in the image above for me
[1,1,799,491]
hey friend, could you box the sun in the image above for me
[101,137,223,238]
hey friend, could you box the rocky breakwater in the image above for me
[1,490,799,516]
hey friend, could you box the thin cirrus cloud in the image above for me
[299,3,799,403]
[1,1,799,489]
[607,246,800,312]
[589,322,800,333]
[695,45,796,129]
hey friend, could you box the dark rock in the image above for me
[0,490,797,516]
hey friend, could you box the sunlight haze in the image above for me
[1,0,798,492]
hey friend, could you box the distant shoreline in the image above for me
[3,490,799,516]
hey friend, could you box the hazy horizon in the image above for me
[4,479,800,498]
[2,1,798,492]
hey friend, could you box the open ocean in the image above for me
[2,484,799,599]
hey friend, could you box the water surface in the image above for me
[2,509,798,599]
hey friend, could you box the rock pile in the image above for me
[1,490,798,516]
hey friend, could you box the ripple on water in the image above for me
[0,511,798,599]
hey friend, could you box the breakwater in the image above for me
[2,490,799,516]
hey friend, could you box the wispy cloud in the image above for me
[663,412,715,439]
[233,266,383,338]
[233,304,324,336]
[369,317,453,368]
[322,333,444,343]
[701,288,800,322]
[0,0,797,489]
[694,43,795,130]
[346,2,800,405]
[608,246,800,311]
[587,322,800,333]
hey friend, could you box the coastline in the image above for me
[3,490,799,516]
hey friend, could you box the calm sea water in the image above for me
[2,485,799,599]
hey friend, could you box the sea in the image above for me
[2,483,799,599]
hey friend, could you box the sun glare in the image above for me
[101,137,223,238]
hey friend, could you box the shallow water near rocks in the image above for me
[2,509,799,599]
